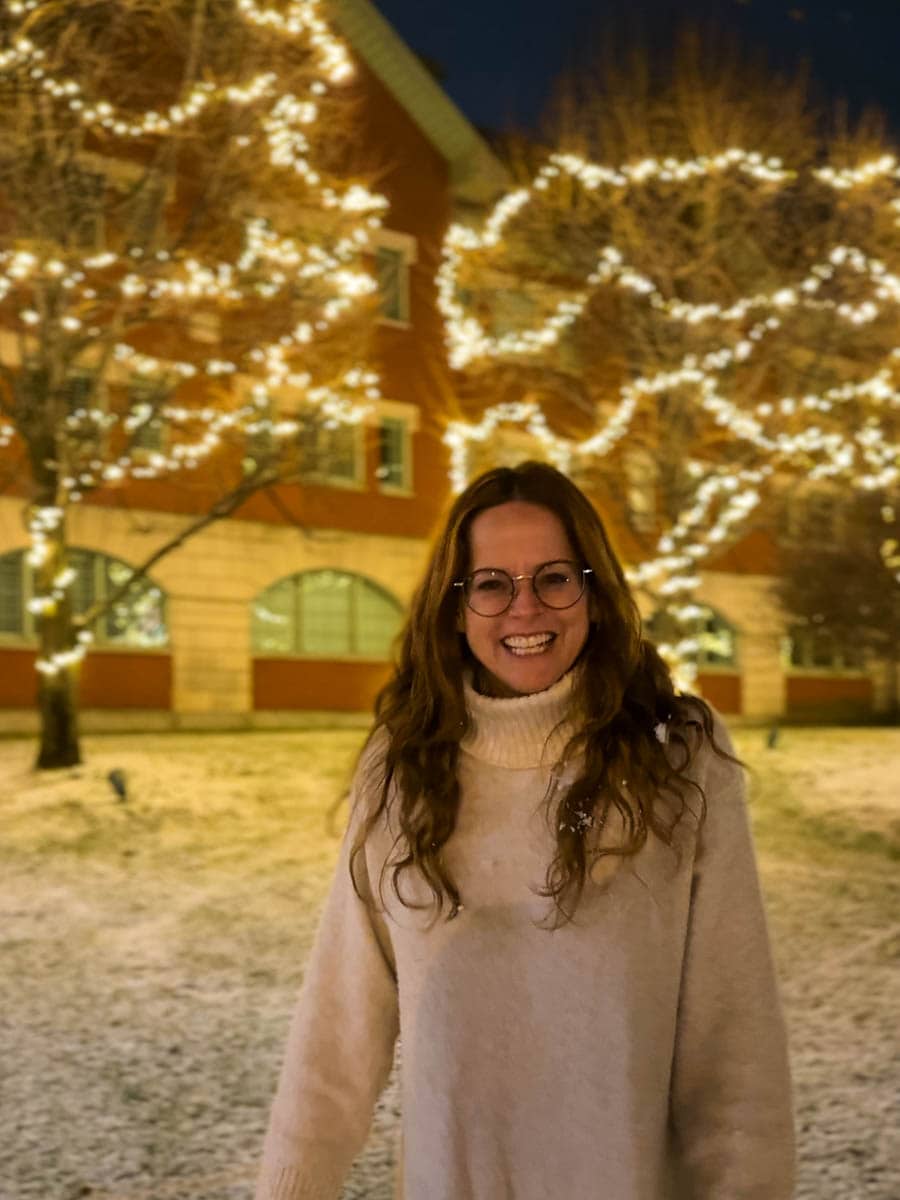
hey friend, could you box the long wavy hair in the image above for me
[350,461,729,929]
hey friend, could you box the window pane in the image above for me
[0,552,23,636]
[300,571,352,656]
[69,549,97,616]
[376,247,407,321]
[103,560,167,647]
[299,418,359,483]
[354,579,403,658]
[128,379,166,452]
[252,578,295,655]
[697,614,736,667]
[378,417,407,488]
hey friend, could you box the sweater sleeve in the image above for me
[669,725,796,1199]
[255,762,400,1200]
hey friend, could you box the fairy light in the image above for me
[1,0,391,680]
[442,146,900,657]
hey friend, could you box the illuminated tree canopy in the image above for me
[0,0,384,764]
[440,136,900,675]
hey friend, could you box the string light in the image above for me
[441,147,900,673]
[2,0,388,678]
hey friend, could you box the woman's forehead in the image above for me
[466,501,575,563]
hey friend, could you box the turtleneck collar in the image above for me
[461,667,581,769]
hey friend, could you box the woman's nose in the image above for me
[509,576,542,613]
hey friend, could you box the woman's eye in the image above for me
[541,572,570,587]
[474,577,505,592]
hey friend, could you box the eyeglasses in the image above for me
[454,559,593,617]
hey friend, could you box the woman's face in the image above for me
[460,500,591,697]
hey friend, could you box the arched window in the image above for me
[646,605,738,669]
[252,570,403,659]
[0,548,168,647]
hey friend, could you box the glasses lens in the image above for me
[466,569,513,615]
[534,562,584,609]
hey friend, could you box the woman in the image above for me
[256,461,795,1200]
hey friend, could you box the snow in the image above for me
[1,725,898,1199]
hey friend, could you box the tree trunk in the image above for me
[36,665,82,768]
[30,506,83,769]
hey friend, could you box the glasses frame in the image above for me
[453,559,593,617]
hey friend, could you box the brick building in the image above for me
[0,0,892,730]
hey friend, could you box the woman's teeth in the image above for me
[501,633,556,656]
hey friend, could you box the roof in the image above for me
[327,0,511,205]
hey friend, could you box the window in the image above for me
[0,553,23,636]
[127,377,166,453]
[646,606,738,669]
[251,570,403,659]
[787,625,863,671]
[65,164,106,250]
[0,549,168,647]
[376,416,411,491]
[298,415,362,486]
[373,230,416,326]
[376,246,410,323]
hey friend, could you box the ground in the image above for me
[1,725,898,1199]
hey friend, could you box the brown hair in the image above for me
[350,461,727,929]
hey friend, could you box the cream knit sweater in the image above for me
[256,672,795,1200]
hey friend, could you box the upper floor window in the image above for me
[646,605,739,669]
[127,376,167,453]
[376,415,412,492]
[251,569,403,659]
[298,415,363,487]
[373,230,416,326]
[0,548,168,648]
[65,163,106,251]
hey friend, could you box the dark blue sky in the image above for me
[374,0,900,136]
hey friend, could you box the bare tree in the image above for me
[440,33,900,676]
[0,0,386,766]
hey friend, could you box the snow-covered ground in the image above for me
[1,725,898,1199]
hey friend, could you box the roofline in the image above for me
[326,0,511,205]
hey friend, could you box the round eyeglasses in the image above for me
[453,559,593,617]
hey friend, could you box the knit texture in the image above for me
[255,679,795,1200]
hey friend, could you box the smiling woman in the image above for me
[255,462,795,1200]
[456,501,592,697]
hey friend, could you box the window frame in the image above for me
[784,625,866,675]
[251,569,403,662]
[646,605,740,672]
[0,548,169,650]
[376,414,413,494]
[373,229,417,328]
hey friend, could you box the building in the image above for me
[0,0,892,732]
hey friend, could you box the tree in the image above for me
[775,489,900,715]
[438,33,900,681]
[0,0,386,767]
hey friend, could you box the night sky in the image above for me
[373,0,900,138]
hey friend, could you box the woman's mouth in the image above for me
[500,633,557,656]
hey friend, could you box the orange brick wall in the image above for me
[696,672,743,715]
[786,674,873,718]
[253,657,391,712]
[0,648,171,710]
